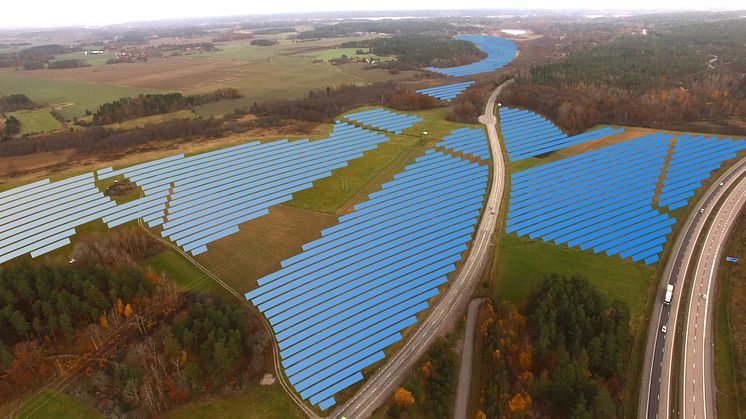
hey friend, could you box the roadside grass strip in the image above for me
[416,81,475,102]
[245,150,489,410]
[437,127,490,160]
[499,107,625,161]
[425,35,517,77]
[342,108,423,134]
[658,135,746,210]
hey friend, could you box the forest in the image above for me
[0,94,35,113]
[341,34,485,70]
[0,228,270,416]
[250,81,438,123]
[295,19,469,39]
[503,19,746,135]
[476,276,630,418]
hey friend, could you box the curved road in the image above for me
[640,157,746,419]
[330,81,509,418]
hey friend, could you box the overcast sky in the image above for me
[2,0,744,29]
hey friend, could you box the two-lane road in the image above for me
[330,81,509,419]
[641,158,746,419]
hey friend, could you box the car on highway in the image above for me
[699,208,705,214]
[661,324,667,334]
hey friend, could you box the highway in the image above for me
[640,157,746,419]
[330,81,509,418]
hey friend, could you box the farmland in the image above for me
[6,108,62,135]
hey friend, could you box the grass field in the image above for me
[6,108,63,135]
[14,390,101,419]
[144,249,217,292]
[104,109,198,130]
[492,233,654,313]
[163,383,305,419]
[0,71,171,119]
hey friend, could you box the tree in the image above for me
[3,116,20,137]
[124,303,133,319]
[394,387,415,407]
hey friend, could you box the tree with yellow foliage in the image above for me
[123,303,133,319]
[393,387,415,408]
[421,360,432,379]
[508,392,532,414]
[99,314,109,330]
[474,410,487,419]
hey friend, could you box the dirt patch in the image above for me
[15,57,252,91]
[194,204,339,293]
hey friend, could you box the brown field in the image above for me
[194,204,338,293]
[15,57,251,91]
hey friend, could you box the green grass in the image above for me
[0,71,172,119]
[104,109,197,130]
[493,234,654,313]
[162,384,305,419]
[6,108,63,135]
[143,249,216,292]
[16,390,101,419]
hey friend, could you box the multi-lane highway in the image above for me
[330,81,509,419]
[641,158,746,419]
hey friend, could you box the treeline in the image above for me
[504,19,746,134]
[0,94,35,113]
[0,117,223,156]
[476,276,630,418]
[48,59,91,69]
[253,27,297,35]
[89,88,241,125]
[342,34,485,70]
[250,81,438,122]
[250,39,278,46]
[297,19,466,39]
[387,338,458,419]
[0,43,75,68]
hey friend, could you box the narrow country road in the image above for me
[640,157,746,419]
[454,298,485,419]
[330,80,510,419]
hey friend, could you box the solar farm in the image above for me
[342,108,423,134]
[416,81,475,102]
[246,149,489,410]
[0,122,390,264]
[505,132,746,264]
[437,127,491,161]
[426,35,517,77]
[499,107,625,161]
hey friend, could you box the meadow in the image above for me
[6,108,63,135]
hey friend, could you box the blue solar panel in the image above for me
[343,108,422,134]
[245,149,488,408]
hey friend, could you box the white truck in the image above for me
[664,284,674,305]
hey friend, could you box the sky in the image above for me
[2,0,745,29]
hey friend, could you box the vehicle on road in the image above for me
[699,208,705,213]
[664,284,674,305]
[661,324,667,334]
[490,206,496,214]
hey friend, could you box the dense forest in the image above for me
[476,276,630,418]
[0,94,35,113]
[250,81,438,123]
[503,19,746,135]
[342,34,485,70]
[89,89,241,125]
[0,228,270,416]
[296,19,469,39]
[386,338,458,419]
[0,44,73,68]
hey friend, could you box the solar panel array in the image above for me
[658,135,746,210]
[506,133,676,265]
[499,107,625,161]
[426,35,517,77]
[0,174,116,264]
[342,108,423,134]
[437,127,490,160]
[416,81,475,102]
[245,150,489,410]
[97,123,389,256]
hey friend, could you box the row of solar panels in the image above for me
[426,35,517,77]
[245,150,489,410]
[659,134,746,210]
[436,127,491,161]
[499,107,625,161]
[416,81,475,102]
[99,123,389,256]
[0,174,116,264]
[506,133,676,265]
[342,108,422,135]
